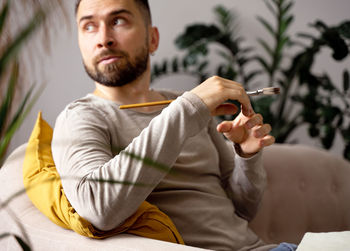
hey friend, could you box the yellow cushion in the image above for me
[23,112,184,244]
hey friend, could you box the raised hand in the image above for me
[190,76,275,157]
[190,76,254,117]
[217,109,275,157]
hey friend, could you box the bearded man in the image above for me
[51,1,296,250]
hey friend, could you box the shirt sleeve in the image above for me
[207,119,267,221]
[52,92,211,231]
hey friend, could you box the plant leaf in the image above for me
[281,1,294,17]
[256,56,271,74]
[245,70,262,83]
[344,142,350,160]
[214,5,233,32]
[321,106,341,124]
[0,84,43,164]
[344,70,350,92]
[197,61,208,73]
[297,32,317,41]
[175,24,221,49]
[161,60,168,74]
[280,15,294,35]
[172,57,179,73]
[279,35,291,51]
[338,21,350,39]
[257,16,275,38]
[263,0,277,17]
[0,0,10,36]
[0,62,19,137]
[0,9,45,77]
[6,84,34,133]
[312,20,328,32]
[321,125,336,149]
[257,38,274,57]
[342,126,350,141]
[308,125,320,138]
[322,28,349,60]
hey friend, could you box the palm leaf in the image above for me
[0,83,43,166]
[257,16,275,38]
[0,0,10,36]
[281,1,294,17]
[280,15,294,35]
[257,38,274,57]
[0,62,18,137]
[256,56,272,74]
[0,8,45,77]
[344,70,349,92]
[263,0,277,17]
[6,84,35,135]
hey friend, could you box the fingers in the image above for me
[245,114,272,139]
[217,121,233,133]
[250,123,275,147]
[260,135,275,147]
[190,76,254,116]
[244,114,263,130]
[219,78,253,116]
[217,112,275,148]
[253,124,272,138]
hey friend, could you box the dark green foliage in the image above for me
[151,6,257,88]
[152,0,350,160]
[0,1,45,166]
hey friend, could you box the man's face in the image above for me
[76,0,151,87]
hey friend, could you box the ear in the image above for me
[149,26,160,54]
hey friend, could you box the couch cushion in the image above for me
[249,144,350,244]
[0,145,206,251]
[22,112,183,243]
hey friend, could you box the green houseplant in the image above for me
[151,0,350,160]
[0,0,69,249]
[0,0,70,167]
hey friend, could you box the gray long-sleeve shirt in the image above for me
[52,90,274,251]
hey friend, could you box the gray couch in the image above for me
[1,143,350,250]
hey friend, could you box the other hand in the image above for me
[217,109,275,157]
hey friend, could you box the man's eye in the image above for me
[85,24,95,32]
[113,18,126,27]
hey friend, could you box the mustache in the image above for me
[94,49,129,64]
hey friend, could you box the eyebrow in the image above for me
[78,9,133,24]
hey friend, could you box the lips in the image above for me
[98,55,120,65]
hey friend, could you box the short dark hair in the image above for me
[75,0,152,24]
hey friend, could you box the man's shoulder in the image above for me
[56,94,110,125]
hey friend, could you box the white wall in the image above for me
[9,0,350,157]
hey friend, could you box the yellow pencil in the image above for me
[119,87,280,109]
[119,100,174,109]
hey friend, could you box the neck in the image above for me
[92,69,166,112]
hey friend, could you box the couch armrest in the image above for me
[0,144,210,251]
[249,144,350,245]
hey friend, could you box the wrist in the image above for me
[234,143,258,158]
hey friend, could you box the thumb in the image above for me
[217,121,233,133]
[212,103,238,116]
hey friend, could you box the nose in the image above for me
[97,25,115,49]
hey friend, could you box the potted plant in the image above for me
[152,0,350,160]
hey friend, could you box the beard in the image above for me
[83,45,149,87]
